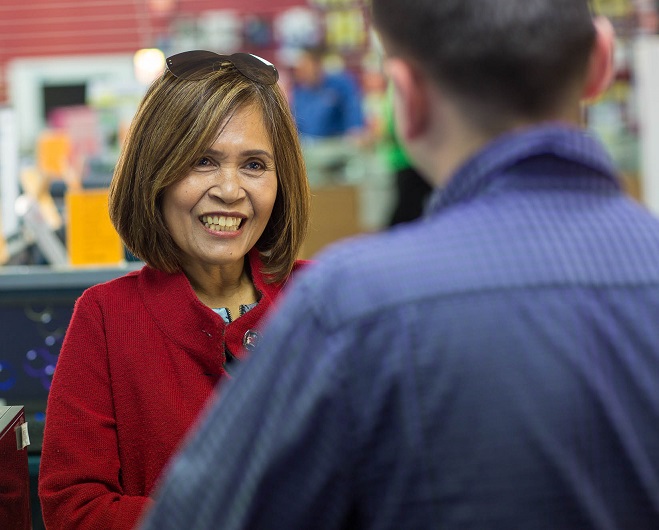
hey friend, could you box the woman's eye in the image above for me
[194,157,215,170]
[245,160,266,173]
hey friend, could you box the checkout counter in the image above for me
[0,263,142,529]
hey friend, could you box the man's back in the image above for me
[283,126,659,528]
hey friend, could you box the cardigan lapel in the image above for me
[135,249,297,365]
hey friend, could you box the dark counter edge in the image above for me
[0,263,144,291]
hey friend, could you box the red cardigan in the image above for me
[38,251,308,530]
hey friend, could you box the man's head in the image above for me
[292,45,326,87]
[370,0,614,183]
[373,0,608,129]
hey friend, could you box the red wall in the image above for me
[0,0,307,102]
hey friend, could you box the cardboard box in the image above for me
[65,188,124,266]
[300,184,361,259]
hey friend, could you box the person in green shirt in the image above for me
[382,84,432,225]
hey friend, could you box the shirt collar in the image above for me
[427,124,619,215]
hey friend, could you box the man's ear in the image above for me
[583,16,615,101]
[385,57,431,141]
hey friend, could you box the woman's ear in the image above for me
[583,16,615,101]
[385,57,431,141]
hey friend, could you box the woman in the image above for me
[38,51,310,530]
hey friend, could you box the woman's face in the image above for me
[162,102,278,273]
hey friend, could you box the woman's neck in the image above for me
[183,258,258,312]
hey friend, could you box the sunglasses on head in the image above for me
[165,50,279,85]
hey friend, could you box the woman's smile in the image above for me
[200,214,244,233]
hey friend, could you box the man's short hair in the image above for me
[301,44,327,63]
[372,0,597,130]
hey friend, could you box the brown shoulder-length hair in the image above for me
[109,63,310,284]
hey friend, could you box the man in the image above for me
[290,44,365,140]
[141,1,659,528]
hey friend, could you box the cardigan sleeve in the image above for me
[38,290,152,530]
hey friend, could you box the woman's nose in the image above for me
[208,169,245,203]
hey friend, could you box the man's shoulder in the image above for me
[298,222,459,327]
[300,188,659,329]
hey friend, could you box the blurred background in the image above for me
[0,0,657,266]
[1,0,659,528]
[0,0,389,267]
[0,0,656,268]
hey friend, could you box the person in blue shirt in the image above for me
[290,44,365,140]
[140,1,659,529]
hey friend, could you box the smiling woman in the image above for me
[37,52,311,530]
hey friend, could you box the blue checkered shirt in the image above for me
[141,125,659,529]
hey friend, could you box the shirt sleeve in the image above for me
[138,276,356,530]
[38,291,151,530]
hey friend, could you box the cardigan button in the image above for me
[243,330,261,352]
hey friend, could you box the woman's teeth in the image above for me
[201,215,241,232]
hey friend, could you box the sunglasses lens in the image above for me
[166,50,279,85]
[167,50,226,80]
[230,53,279,85]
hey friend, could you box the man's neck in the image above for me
[420,105,494,188]
[427,107,583,187]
